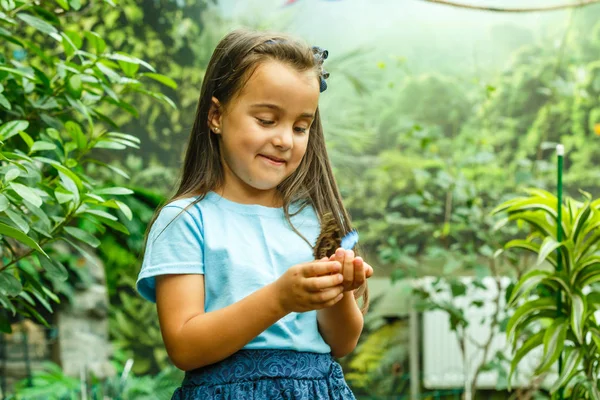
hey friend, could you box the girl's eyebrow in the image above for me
[250,103,314,119]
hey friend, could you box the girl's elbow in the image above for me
[168,343,205,371]
[171,351,207,372]
[331,340,359,359]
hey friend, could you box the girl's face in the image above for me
[209,59,320,205]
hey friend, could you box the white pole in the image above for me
[409,302,420,400]
[463,331,471,400]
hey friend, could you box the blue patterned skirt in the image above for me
[171,349,357,399]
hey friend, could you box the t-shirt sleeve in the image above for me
[136,203,204,303]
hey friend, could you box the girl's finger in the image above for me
[352,256,365,289]
[340,249,354,289]
[303,261,341,277]
[310,285,344,305]
[360,261,374,278]
[305,274,344,292]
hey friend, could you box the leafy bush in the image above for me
[494,189,600,398]
[0,0,175,331]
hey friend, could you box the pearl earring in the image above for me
[213,127,220,133]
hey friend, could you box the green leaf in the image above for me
[54,186,74,204]
[576,263,600,288]
[543,272,572,299]
[507,269,550,306]
[0,222,48,257]
[537,236,562,267]
[507,211,558,240]
[61,32,76,58]
[106,132,140,144]
[83,208,117,221]
[504,239,557,267]
[0,270,22,296]
[550,347,584,393]
[65,121,87,149]
[67,74,82,99]
[0,0,16,12]
[19,131,34,148]
[16,13,58,36]
[106,53,155,73]
[115,200,132,220]
[579,214,600,240]
[141,72,177,89]
[94,140,126,150]
[28,287,53,313]
[65,96,93,127]
[68,0,81,10]
[141,90,176,110]
[506,297,557,343]
[523,188,555,199]
[84,31,106,54]
[38,255,68,281]
[5,208,29,233]
[17,298,50,328]
[0,66,34,80]
[64,30,82,48]
[19,290,35,306]
[46,128,61,142]
[570,292,586,344]
[85,214,129,235]
[572,254,600,283]
[22,199,51,231]
[0,93,10,110]
[31,141,57,152]
[9,182,42,207]
[508,330,544,389]
[64,226,100,248]
[35,157,83,190]
[0,194,8,212]
[95,187,134,195]
[61,237,100,268]
[535,317,568,374]
[4,168,20,182]
[572,202,591,243]
[55,0,69,10]
[0,120,28,141]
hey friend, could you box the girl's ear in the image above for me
[207,97,223,134]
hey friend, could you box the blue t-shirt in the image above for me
[136,191,331,353]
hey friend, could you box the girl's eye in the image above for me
[294,127,308,134]
[257,118,274,126]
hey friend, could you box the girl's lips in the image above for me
[259,154,286,165]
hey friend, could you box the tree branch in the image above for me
[417,0,600,13]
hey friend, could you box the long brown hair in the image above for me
[145,28,368,314]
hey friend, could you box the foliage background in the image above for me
[2,0,600,398]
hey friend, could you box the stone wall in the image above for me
[0,249,115,395]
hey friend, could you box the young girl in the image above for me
[136,28,374,399]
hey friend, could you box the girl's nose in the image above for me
[272,126,294,150]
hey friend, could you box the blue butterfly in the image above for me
[340,230,359,251]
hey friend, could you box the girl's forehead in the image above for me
[236,60,320,111]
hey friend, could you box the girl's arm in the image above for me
[316,289,364,358]
[156,259,345,371]
[156,274,287,371]
[316,251,371,358]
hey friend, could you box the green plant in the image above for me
[8,359,183,400]
[92,185,168,375]
[0,0,176,331]
[493,189,600,398]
